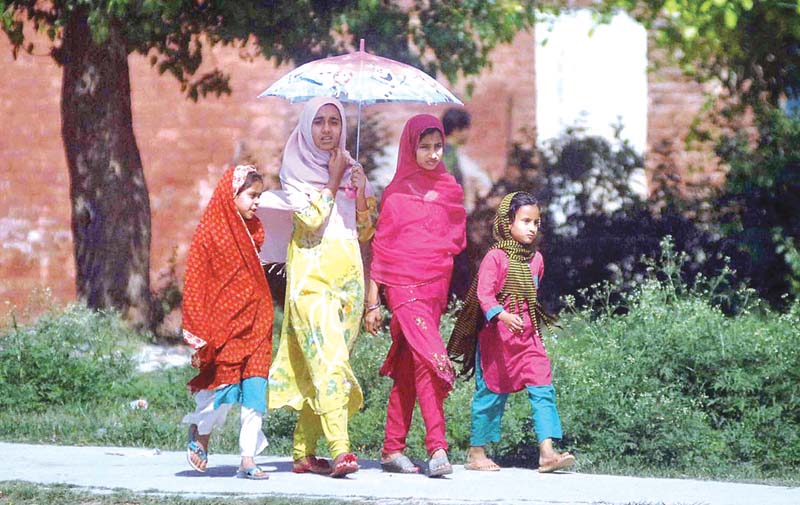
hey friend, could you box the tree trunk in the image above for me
[61,9,159,331]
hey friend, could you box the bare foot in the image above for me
[465,457,501,471]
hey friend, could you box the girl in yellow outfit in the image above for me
[256,96,377,478]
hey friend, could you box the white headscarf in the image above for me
[256,96,373,263]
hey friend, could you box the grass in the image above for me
[0,481,694,505]
[0,481,355,505]
[1,238,798,488]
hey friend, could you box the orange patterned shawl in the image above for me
[182,165,274,393]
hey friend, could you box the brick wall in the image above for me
[0,30,537,318]
[0,26,723,320]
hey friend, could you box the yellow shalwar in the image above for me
[268,191,377,460]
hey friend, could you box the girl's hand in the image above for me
[364,306,382,335]
[498,311,524,334]
[327,148,348,186]
[350,162,367,196]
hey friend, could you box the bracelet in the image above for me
[365,302,381,312]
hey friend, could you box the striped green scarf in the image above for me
[447,192,556,378]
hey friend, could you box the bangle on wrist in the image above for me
[365,302,381,312]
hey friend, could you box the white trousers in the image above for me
[182,389,268,457]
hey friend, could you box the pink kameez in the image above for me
[476,249,553,393]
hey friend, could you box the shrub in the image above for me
[0,304,139,410]
[552,238,800,476]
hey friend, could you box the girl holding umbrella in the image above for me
[257,97,377,478]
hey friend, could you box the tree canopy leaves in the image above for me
[1,0,548,100]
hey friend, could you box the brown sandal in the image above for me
[293,455,332,474]
[538,452,576,473]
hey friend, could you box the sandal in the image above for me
[293,455,332,474]
[186,425,208,473]
[464,458,501,471]
[236,466,270,480]
[538,452,576,473]
[330,452,359,478]
[426,451,453,478]
[380,453,419,474]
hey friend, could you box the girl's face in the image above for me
[234,180,263,220]
[311,104,342,151]
[415,130,444,170]
[509,204,541,245]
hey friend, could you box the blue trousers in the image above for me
[470,347,563,446]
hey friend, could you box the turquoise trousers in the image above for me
[470,347,563,446]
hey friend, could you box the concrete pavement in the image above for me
[3,442,798,504]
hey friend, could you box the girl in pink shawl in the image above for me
[365,114,467,477]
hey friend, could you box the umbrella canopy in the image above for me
[259,40,462,159]
[258,40,463,106]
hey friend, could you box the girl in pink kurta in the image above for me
[449,191,575,473]
[365,114,467,478]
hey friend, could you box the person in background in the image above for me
[441,108,492,300]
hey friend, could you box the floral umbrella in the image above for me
[258,39,463,158]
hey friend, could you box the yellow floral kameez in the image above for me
[268,190,377,459]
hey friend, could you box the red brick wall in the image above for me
[0,30,537,319]
[1,26,725,321]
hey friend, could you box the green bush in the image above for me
[0,304,140,409]
[2,248,798,483]
[552,238,800,477]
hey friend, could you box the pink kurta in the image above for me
[477,249,552,393]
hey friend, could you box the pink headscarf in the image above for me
[371,114,466,286]
[256,96,372,262]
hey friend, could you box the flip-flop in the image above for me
[426,453,453,478]
[186,425,208,473]
[236,466,270,480]
[464,458,501,471]
[293,455,332,474]
[186,440,208,473]
[380,454,420,474]
[538,453,576,473]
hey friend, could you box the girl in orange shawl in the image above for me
[181,165,274,480]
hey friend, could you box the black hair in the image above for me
[442,108,471,135]
[508,192,539,222]
[419,127,442,141]
[236,171,264,196]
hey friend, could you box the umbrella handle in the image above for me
[355,38,365,162]
[356,101,362,162]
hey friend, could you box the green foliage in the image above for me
[554,237,800,476]
[596,0,800,107]
[0,1,550,100]
[2,269,799,482]
[0,304,140,410]
[0,481,340,504]
[715,108,800,305]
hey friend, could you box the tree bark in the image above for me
[61,9,159,331]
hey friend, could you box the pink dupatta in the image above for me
[371,114,466,287]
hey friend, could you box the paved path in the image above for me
[2,442,798,504]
